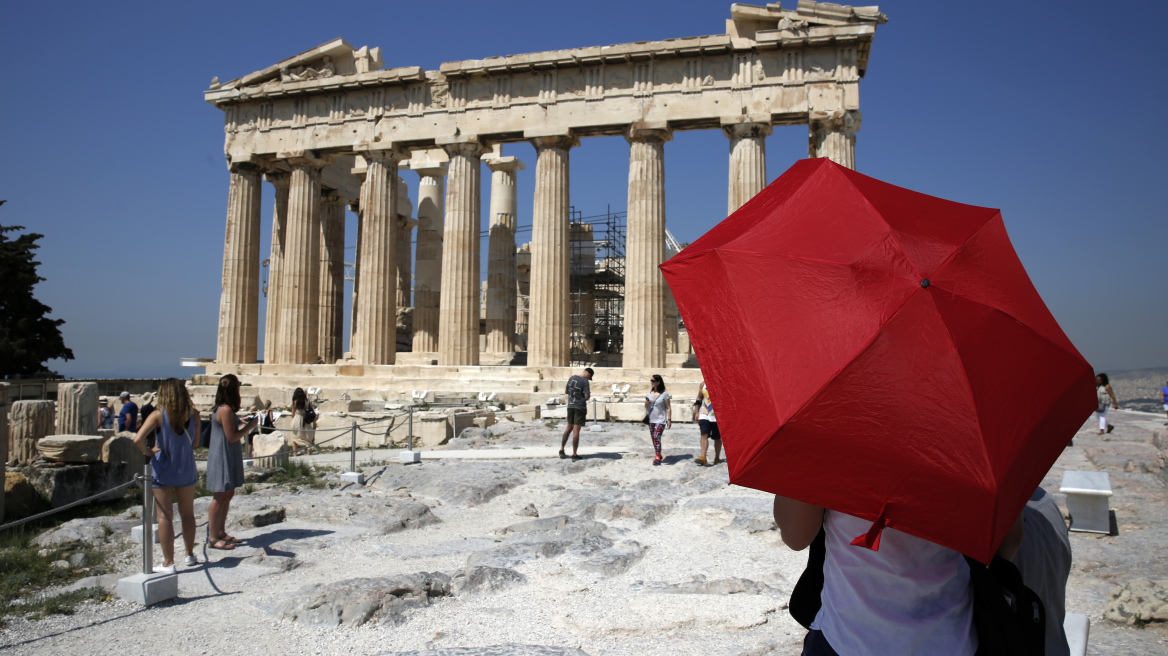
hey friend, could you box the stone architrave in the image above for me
[57,382,99,436]
[623,124,671,369]
[484,156,524,354]
[437,138,485,366]
[277,154,328,364]
[264,171,291,364]
[810,110,860,169]
[216,162,263,364]
[724,120,772,214]
[318,191,346,363]
[10,400,55,465]
[412,163,447,354]
[527,134,577,367]
[355,147,406,364]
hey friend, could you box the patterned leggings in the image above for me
[649,423,665,460]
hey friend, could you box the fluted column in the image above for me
[318,191,346,364]
[437,138,485,366]
[623,124,671,369]
[355,148,406,364]
[412,164,446,355]
[485,156,524,354]
[349,196,363,356]
[528,134,577,367]
[216,162,263,364]
[277,154,328,364]
[263,172,291,364]
[10,400,54,465]
[724,121,772,214]
[809,110,860,169]
[57,382,98,435]
[396,213,417,311]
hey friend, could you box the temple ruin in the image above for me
[200,2,886,403]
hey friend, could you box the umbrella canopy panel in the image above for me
[661,158,1096,563]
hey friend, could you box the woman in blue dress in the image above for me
[132,378,201,572]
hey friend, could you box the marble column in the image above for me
[396,213,417,312]
[318,191,346,364]
[355,149,406,364]
[437,139,485,366]
[623,124,671,370]
[277,154,327,364]
[263,172,291,364]
[216,162,263,364]
[724,121,771,214]
[57,382,98,436]
[10,400,54,465]
[412,164,447,355]
[484,156,524,354]
[349,196,363,356]
[528,134,577,367]
[810,110,860,169]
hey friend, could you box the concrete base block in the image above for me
[400,451,422,464]
[588,424,604,432]
[117,572,178,606]
[131,524,159,544]
[340,471,365,485]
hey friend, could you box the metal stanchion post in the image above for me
[409,406,414,451]
[401,404,420,465]
[141,463,153,575]
[341,421,364,485]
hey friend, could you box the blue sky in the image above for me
[2,0,1165,379]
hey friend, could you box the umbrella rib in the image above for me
[832,167,923,282]
[714,249,917,285]
[934,288,1080,362]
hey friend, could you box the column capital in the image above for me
[484,155,525,173]
[228,160,263,175]
[721,119,773,139]
[526,129,579,150]
[625,121,673,144]
[809,109,861,136]
[358,143,410,163]
[264,170,292,187]
[278,150,332,169]
[437,135,486,159]
[321,189,345,204]
[412,163,449,180]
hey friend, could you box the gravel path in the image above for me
[2,416,1166,655]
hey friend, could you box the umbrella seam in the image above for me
[931,287,1083,363]
[735,286,925,479]
[707,249,918,285]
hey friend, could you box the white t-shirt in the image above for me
[646,391,671,424]
[812,510,977,656]
[697,384,716,422]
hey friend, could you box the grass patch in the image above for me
[267,459,333,492]
[0,530,112,626]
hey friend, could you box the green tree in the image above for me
[0,201,74,377]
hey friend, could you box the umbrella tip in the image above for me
[921,279,930,288]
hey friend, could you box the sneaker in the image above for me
[571,454,582,461]
[153,565,176,574]
[559,450,567,459]
[1106,424,1115,434]
[653,458,661,466]
[713,457,723,465]
[184,555,198,566]
[694,456,708,466]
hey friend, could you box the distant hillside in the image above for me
[1104,366,1168,412]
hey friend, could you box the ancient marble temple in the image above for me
[207,2,885,370]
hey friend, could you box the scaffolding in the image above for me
[569,206,626,366]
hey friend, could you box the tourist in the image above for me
[692,380,721,467]
[774,496,1025,655]
[117,391,138,433]
[1160,380,1167,423]
[289,387,316,455]
[1013,487,1072,656]
[257,399,277,434]
[560,367,593,461]
[207,374,256,551]
[98,398,114,429]
[140,392,156,423]
[644,374,671,465]
[131,378,200,571]
[1095,373,1118,434]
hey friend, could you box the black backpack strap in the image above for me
[965,555,1047,656]
[789,525,827,629]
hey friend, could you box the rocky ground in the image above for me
[2,413,1167,655]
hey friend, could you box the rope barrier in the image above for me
[0,477,141,533]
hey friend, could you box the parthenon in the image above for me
[203,1,885,394]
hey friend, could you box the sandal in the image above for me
[219,534,243,544]
[209,539,235,551]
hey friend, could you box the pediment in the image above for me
[213,38,385,90]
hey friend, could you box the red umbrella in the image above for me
[661,158,1096,563]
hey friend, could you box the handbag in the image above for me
[641,413,651,425]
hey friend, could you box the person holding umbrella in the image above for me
[1095,373,1118,434]
[644,375,671,465]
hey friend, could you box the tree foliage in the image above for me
[0,202,74,378]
